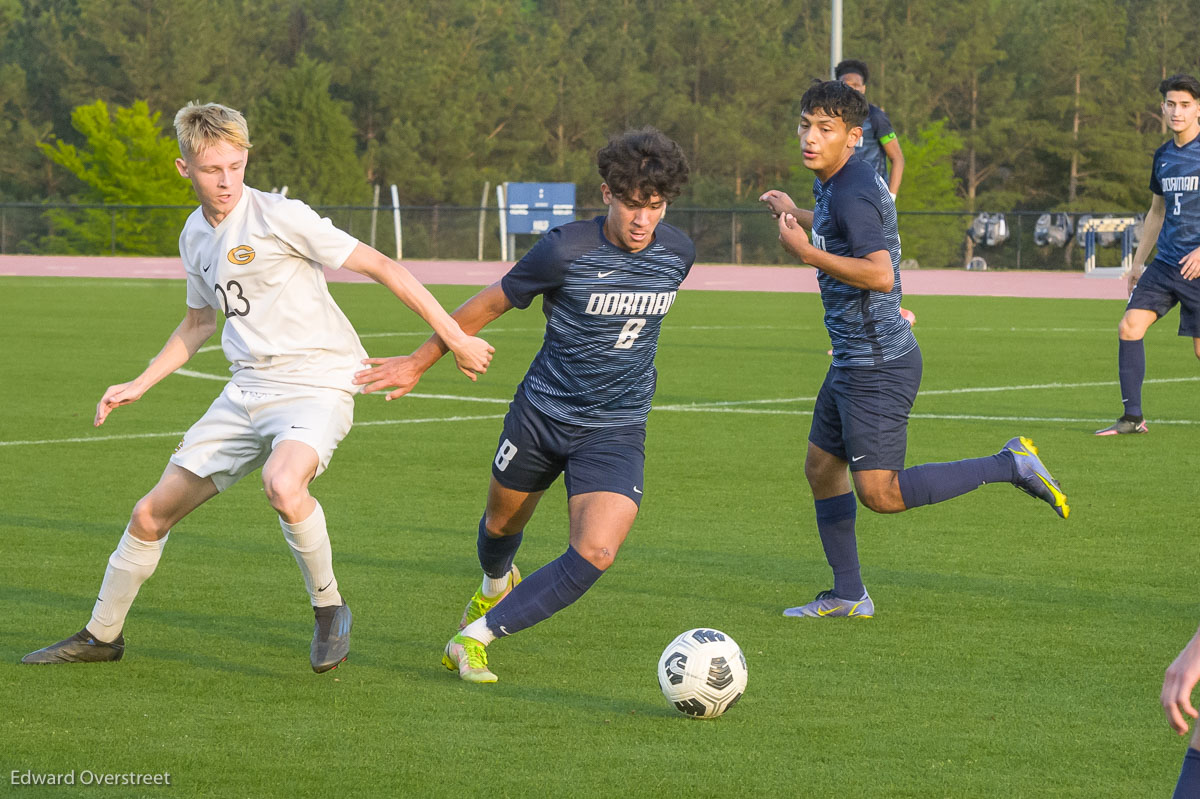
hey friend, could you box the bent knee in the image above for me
[262,474,309,517]
[574,544,619,571]
[482,515,525,538]
[1118,315,1151,340]
[856,487,905,514]
[129,497,170,539]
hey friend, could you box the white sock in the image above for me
[482,571,510,598]
[461,616,496,646]
[280,500,342,608]
[86,528,168,642]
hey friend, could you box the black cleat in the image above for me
[21,628,124,664]
[1094,417,1148,436]
[311,603,352,673]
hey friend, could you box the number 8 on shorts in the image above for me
[494,438,519,471]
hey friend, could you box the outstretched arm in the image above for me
[354,281,514,401]
[1163,623,1200,735]
[340,242,494,380]
[94,305,218,427]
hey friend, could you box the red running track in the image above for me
[0,254,1129,300]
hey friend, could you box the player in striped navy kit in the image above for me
[761,82,1069,620]
[1097,73,1200,436]
[356,128,693,682]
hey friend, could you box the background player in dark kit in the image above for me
[1096,73,1200,436]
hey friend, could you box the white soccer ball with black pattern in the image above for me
[657,628,747,719]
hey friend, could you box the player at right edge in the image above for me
[1097,73,1200,437]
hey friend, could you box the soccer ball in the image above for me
[657,628,748,719]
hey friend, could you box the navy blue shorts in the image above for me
[1128,259,1200,337]
[490,390,647,505]
[809,346,923,472]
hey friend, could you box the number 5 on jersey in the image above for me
[615,318,646,349]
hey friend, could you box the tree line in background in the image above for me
[1,0,1197,266]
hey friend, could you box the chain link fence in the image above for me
[0,203,1138,270]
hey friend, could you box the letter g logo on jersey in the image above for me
[227,245,255,265]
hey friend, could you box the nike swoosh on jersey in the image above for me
[851,455,866,462]
[597,270,617,277]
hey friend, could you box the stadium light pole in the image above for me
[830,0,842,79]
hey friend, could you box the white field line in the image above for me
[652,406,1200,425]
[0,414,508,448]
[6,375,1198,449]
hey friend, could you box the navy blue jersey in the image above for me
[500,216,695,426]
[1149,136,1200,268]
[853,104,895,180]
[811,157,917,367]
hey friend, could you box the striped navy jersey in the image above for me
[1149,136,1200,269]
[853,104,895,180]
[501,216,695,426]
[811,157,917,367]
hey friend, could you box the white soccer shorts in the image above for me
[169,382,354,491]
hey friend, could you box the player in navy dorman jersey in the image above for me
[356,128,693,682]
[760,82,1069,620]
[1097,73,1200,437]
[835,59,904,201]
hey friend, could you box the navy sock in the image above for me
[476,516,522,580]
[815,492,863,600]
[1172,747,1200,799]
[1118,338,1146,419]
[485,546,603,638]
[897,452,1016,509]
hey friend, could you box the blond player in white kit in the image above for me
[21,102,494,672]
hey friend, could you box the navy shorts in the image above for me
[809,346,923,472]
[1128,259,1200,337]
[490,390,647,505]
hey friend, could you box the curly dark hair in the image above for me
[834,59,870,86]
[597,127,690,204]
[800,80,869,130]
[1161,73,1200,100]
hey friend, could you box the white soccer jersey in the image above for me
[179,187,367,394]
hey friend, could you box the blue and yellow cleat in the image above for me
[783,590,874,619]
[1005,436,1069,519]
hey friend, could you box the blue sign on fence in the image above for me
[504,182,575,234]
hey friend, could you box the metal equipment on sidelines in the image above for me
[1078,216,1139,276]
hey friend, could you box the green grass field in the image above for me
[2,275,1198,797]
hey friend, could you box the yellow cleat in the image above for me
[458,565,521,629]
[442,634,497,683]
[1005,436,1069,519]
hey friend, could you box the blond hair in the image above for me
[174,101,252,160]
